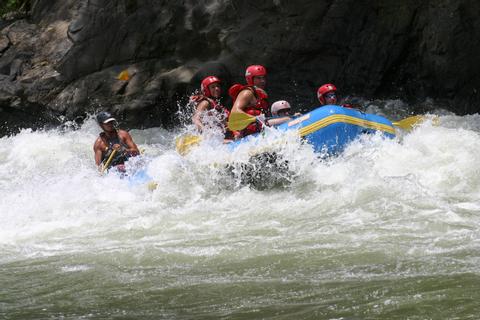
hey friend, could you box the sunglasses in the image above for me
[325,93,337,99]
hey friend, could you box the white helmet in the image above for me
[271,100,291,116]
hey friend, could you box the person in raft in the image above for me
[267,100,302,126]
[317,83,360,109]
[228,65,270,138]
[93,111,140,172]
[191,75,238,142]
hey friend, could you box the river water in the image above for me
[1,106,480,319]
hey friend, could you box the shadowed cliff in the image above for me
[0,0,479,135]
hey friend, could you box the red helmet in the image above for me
[245,65,267,85]
[317,83,337,104]
[201,76,221,97]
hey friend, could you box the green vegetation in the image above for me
[0,0,30,17]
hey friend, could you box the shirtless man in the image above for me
[93,111,140,171]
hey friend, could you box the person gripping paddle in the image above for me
[93,111,140,173]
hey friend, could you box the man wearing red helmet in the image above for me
[191,75,237,141]
[229,65,270,137]
[317,83,359,109]
[317,83,339,106]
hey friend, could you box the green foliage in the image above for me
[0,0,29,16]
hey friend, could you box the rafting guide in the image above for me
[93,111,140,173]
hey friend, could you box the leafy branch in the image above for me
[0,0,30,17]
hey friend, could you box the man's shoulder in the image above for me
[238,87,255,98]
[117,129,132,138]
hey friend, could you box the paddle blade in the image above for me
[228,112,256,131]
[392,115,427,131]
[147,181,158,191]
[175,134,201,155]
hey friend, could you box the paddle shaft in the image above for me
[228,113,281,131]
[101,148,117,174]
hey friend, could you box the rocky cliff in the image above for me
[0,0,479,135]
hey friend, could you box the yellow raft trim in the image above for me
[298,114,396,137]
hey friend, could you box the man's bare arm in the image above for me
[231,90,255,114]
[93,139,105,167]
[192,100,209,131]
[119,131,140,155]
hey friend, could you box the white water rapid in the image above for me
[1,107,479,319]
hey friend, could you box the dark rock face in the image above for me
[0,0,479,135]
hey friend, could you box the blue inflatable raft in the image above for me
[228,105,396,155]
[105,162,157,190]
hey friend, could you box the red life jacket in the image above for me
[229,84,269,136]
[205,96,228,115]
[191,94,229,119]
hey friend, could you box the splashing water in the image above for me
[1,109,480,319]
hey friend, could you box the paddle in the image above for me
[228,112,259,131]
[100,149,117,174]
[175,134,202,155]
[392,115,434,131]
[228,112,296,130]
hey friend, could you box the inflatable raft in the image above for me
[228,105,396,155]
[104,161,157,190]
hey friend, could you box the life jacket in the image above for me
[100,132,130,168]
[204,96,229,117]
[229,84,269,136]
